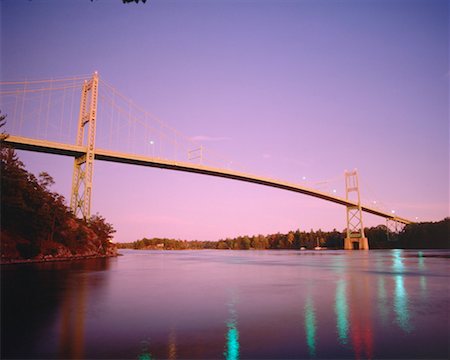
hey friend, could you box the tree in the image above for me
[240,236,251,250]
[89,214,116,250]
[0,110,8,142]
[399,218,449,249]
[293,230,302,248]
[286,232,295,249]
[1,147,116,260]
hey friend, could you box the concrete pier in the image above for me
[344,237,369,250]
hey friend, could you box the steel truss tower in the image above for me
[386,218,406,241]
[344,169,369,250]
[70,72,98,219]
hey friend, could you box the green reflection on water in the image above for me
[420,276,427,292]
[225,323,239,360]
[138,353,151,360]
[392,249,404,272]
[376,253,389,324]
[394,275,411,331]
[418,251,427,293]
[392,250,411,332]
[224,295,239,360]
[335,279,349,345]
[138,340,152,360]
[418,251,424,268]
[305,295,316,357]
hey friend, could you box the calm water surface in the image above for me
[2,249,449,359]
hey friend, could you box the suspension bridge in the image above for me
[0,72,413,249]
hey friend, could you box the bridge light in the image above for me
[149,140,155,145]
[332,189,337,194]
[391,210,396,214]
[302,176,307,181]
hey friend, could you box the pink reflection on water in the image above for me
[2,250,449,359]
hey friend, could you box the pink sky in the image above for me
[1,0,448,242]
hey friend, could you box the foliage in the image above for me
[0,145,116,260]
[119,219,449,251]
[118,228,347,250]
[398,218,449,249]
[0,110,8,141]
[88,215,116,253]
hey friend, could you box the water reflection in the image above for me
[375,254,389,326]
[333,257,349,346]
[417,251,425,269]
[59,274,87,359]
[417,251,427,295]
[138,340,152,360]
[349,255,373,359]
[224,292,239,360]
[391,250,412,332]
[335,279,349,345]
[1,258,110,359]
[168,327,177,359]
[304,293,317,357]
[2,250,448,359]
[377,277,389,325]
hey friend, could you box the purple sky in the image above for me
[1,0,448,242]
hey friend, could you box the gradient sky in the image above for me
[1,0,449,242]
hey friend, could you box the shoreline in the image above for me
[0,253,119,265]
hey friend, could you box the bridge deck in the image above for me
[2,135,412,224]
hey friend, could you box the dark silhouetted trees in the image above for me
[398,219,449,249]
[0,145,117,261]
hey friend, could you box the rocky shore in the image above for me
[0,251,118,265]
[1,228,118,265]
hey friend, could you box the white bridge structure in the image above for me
[1,73,412,250]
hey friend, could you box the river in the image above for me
[1,249,449,359]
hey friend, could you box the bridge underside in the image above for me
[3,135,412,225]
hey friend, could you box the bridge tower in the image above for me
[70,72,99,219]
[344,169,369,250]
[386,218,406,241]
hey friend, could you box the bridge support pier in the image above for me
[344,169,369,250]
[70,72,98,219]
[344,236,369,250]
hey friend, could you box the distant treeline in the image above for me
[118,218,449,250]
[118,229,342,250]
